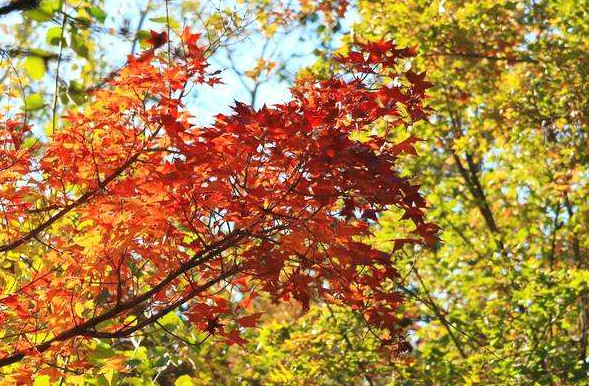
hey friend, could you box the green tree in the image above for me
[309,0,589,384]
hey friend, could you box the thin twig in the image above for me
[51,1,68,134]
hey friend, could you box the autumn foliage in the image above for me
[0,29,434,380]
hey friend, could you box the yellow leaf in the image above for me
[76,231,102,254]
[33,375,51,386]
[102,354,128,372]
[103,368,114,385]
[175,375,194,386]
[123,315,138,326]
[75,302,85,317]
[24,93,44,111]
[24,56,46,80]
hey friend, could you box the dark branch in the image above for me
[0,0,40,16]
[0,229,248,368]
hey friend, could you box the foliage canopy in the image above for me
[0,0,588,385]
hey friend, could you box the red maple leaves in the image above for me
[0,29,435,378]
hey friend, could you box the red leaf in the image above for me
[393,136,423,156]
[392,238,421,253]
[146,30,168,49]
[236,312,264,328]
[223,329,248,346]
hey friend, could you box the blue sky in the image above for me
[0,0,359,129]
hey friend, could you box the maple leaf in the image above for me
[146,30,168,49]
[236,312,264,328]
[222,329,248,346]
[392,238,421,253]
[205,316,224,335]
[392,136,423,156]
[405,70,434,94]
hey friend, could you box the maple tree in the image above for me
[0,21,435,382]
[239,1,586,385]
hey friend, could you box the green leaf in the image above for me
[68,80,86,105]
[150,16,180,29]
[137,30,151,40]
[159,311,181,327]
[122,378,145,386]
[71,34,89,59]
[24,0,60,22]
[97,375,110,386]
[69,80,84,92]
[154,355,168,367]
[22,136,38,149]
[137,30,152,49]
[24,94,44,111]
[150,16,168,23]
[24,8,54,22]
[29,48,55,58]
[88,6,107,23]
[69,90,86,106]
[23,56,46,80]
[46,27,64,46]
[103,368,117,386]
[59,89,69,105]
[125,359,142,367]
[89,343,116,360]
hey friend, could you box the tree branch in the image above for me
[0,229,247,368]
[0,152,141,253]
[425,51,538,64]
